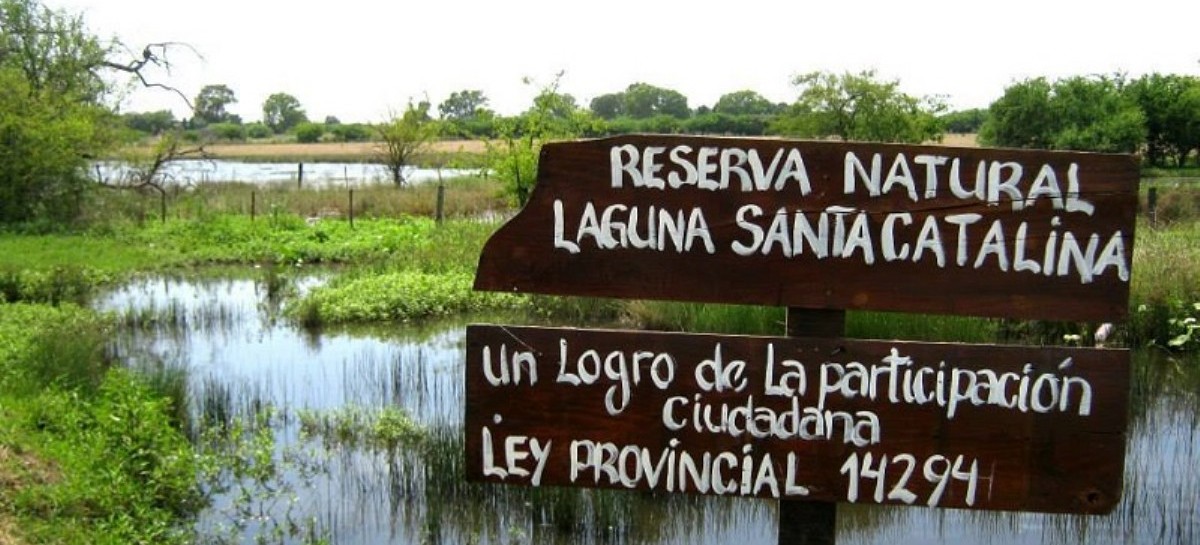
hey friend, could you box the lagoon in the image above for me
[97,272,1198,545]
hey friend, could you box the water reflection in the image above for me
[92,159,475,188]
[98,273,1199,545]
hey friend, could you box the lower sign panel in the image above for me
[464,325,1129,514]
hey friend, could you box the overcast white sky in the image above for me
[47,0,1200,123]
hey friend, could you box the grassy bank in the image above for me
[0,304,202,544]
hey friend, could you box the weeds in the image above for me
[0,304,202,544]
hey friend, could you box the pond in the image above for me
[96,272,1199,545]
[92,159,476,187]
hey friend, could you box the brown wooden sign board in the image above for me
[465,324,1129,514]
[475,135,1139,322]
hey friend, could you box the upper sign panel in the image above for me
[475,136,1139,321]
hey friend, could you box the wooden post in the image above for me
[1147,186,1157,228]
[251,190,256,222]
[349,189,355,229]
[779,308,843,545]
[436,182,446,224]
[298,162,304,188]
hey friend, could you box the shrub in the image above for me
[330,123,371,142]
[244,122,273,139]
[206,122,246,141]
[293,122,325,143]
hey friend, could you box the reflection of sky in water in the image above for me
[92,159,475,188]
[100,276,1199,545]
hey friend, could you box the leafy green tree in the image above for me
[489,74,595,205]
[622,82,690,119]
[979,75,1145,153]
[261,92,307,133]
[438,90,495,138]
[375,101,437,186]
[1125,73,1200,166]
[122,110,177,135]
[939,108,987,134]
[713,90,780,116]
[685,112,768,135]
[438,89,489,120]
[589,92,625,119]
[770,70,945,143]
[194,84,238,125]
[977,78,1054,149]
[0,0,119,224]
[1048,75,1144,153]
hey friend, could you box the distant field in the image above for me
[940,133,978,148]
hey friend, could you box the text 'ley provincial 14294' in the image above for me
[465,325,1128,514]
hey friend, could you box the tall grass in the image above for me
[1128,219,1200,347]
[0,303,202,544]
[83,175,505,226]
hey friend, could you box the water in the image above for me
[97,273,1200,545]
[92,159,477,187]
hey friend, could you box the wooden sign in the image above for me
[465,324,1129,514]
[475,135,1139,321]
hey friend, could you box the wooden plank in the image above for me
[464,324,1129,514]
[474,135,1139,321]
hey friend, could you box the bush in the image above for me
[329,123,371,142]
[244,122,273,139]
[293,122,325,143]
[206,122,246,141]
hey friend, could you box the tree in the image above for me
[194,84,237,125]
[977,78,1055,149]
[1125,73,1200,166]
[0,0,194,225]
[438,89,496,138]
[438,89,489,120]
[123,110,178,135]
[261,92,307,133]
[770,70,945,143]
[979,75,1145,154]
[589,93,625,119]
[713,90,779,116]
[375,101,437,186]
[488,73,594,205]
[939,108,987,134]
[0,0,187,224]
[622,82,690,119]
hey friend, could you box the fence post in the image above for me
[1147,186,1158,228]
[436,183,446,224]
[349,189,355,229]
[298,162,304,188]
[251,190,257,222]
[779,308,843,545]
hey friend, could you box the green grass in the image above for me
[0,304,202,544]
[292,270,528,325]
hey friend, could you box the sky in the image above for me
[46,0,1200,124]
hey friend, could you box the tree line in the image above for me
[127,70,1200,170]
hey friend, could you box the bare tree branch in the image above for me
[94,41,202,110]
